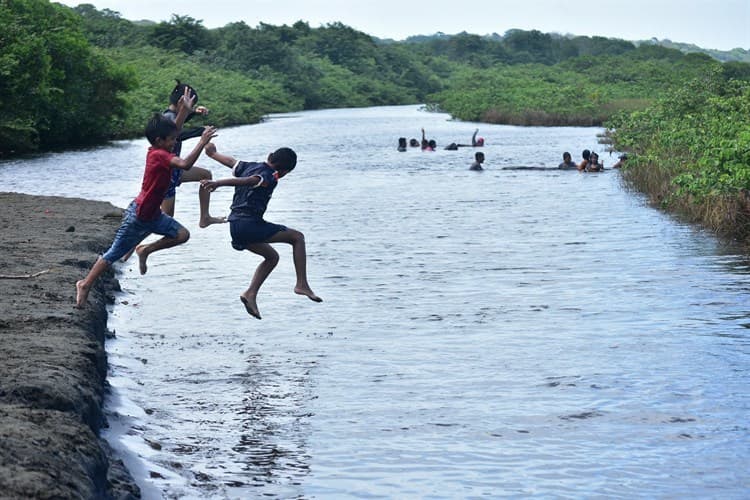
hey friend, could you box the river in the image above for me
[2,105,748,498]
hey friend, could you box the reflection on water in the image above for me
[2,105,748,498]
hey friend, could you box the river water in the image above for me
[2,105,749,498]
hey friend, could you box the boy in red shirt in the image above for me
[75,113,217,307]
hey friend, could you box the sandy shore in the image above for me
[0,192,139,499]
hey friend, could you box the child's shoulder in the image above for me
[235,160,266,174]
[148,146,174,158]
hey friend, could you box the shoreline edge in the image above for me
[0,192,140,499]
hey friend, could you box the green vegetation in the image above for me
[606,71,750,243]
[433,48,723,125]
[0,0,130,153]
[4,0,748,156]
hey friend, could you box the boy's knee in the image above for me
[289,228,305,244]
[267,251,280,267]
[177,228,190,243]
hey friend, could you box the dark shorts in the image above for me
[229,218,287,250]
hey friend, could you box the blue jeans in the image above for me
[101,201,183,263]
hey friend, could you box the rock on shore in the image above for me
[0,192,139,499]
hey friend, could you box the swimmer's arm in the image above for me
[204,142,236,168]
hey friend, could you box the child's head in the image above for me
[145,113,178,147]
[268,147,298,177]
[475,152,485,162]
[563,151,572,161]
[475,137,485,146]
[169,79,198,106]
[582,149,591,160]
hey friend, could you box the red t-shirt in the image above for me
[134,147,175,221]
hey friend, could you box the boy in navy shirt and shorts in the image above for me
[201,143,322,319]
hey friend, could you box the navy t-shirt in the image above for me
[228,161,278,222]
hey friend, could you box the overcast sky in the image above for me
[55,0,749,51]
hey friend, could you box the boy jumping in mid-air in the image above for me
[75,113,217,307]
[201,143,322,319]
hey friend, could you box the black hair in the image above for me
[169,79,198,106]
[475,151,484,160]
[582,149,591,160]
[398,137,407,147]
[145,113,178,145]
[269,147,297,172]
[563,151,571,159]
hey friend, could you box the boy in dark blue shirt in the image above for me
[201,144,322,319]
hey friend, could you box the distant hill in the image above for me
[392,31,749,64]
[636,38,750,63]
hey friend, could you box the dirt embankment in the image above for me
[0,192,139,499]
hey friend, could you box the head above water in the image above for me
[476,137,485,146]
[563,151,572,161]
[169,79,198,106]
[145,113,178,145]
[582,149,591,160]
[267,147,298,174]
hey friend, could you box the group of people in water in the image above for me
[395,129,628,174]
[397,128,486,170]
[558,149,628,172]
[397,128,485,153]
[75,80,322,319]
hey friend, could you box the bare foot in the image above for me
[135,245,148,275]
[295,286,322,302]
[199,215,227,228]
[120,247,135,262]
[75,280,90,308]
[240,295,261,319]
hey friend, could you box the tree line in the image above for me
[2,0,749,157]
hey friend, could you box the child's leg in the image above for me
[135,227,190,275]
[160,196,176,217]
[181,167,226,228]
[75,257,111,308]
[265,228,322,302]
[241,242,280,319]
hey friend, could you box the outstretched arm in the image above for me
[173,87,197,131]
[171,126,218,171]
[204,142,237,168]
[201,175,263,192]
[472,128,479,146]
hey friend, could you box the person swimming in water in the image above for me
[558,151,577,170]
